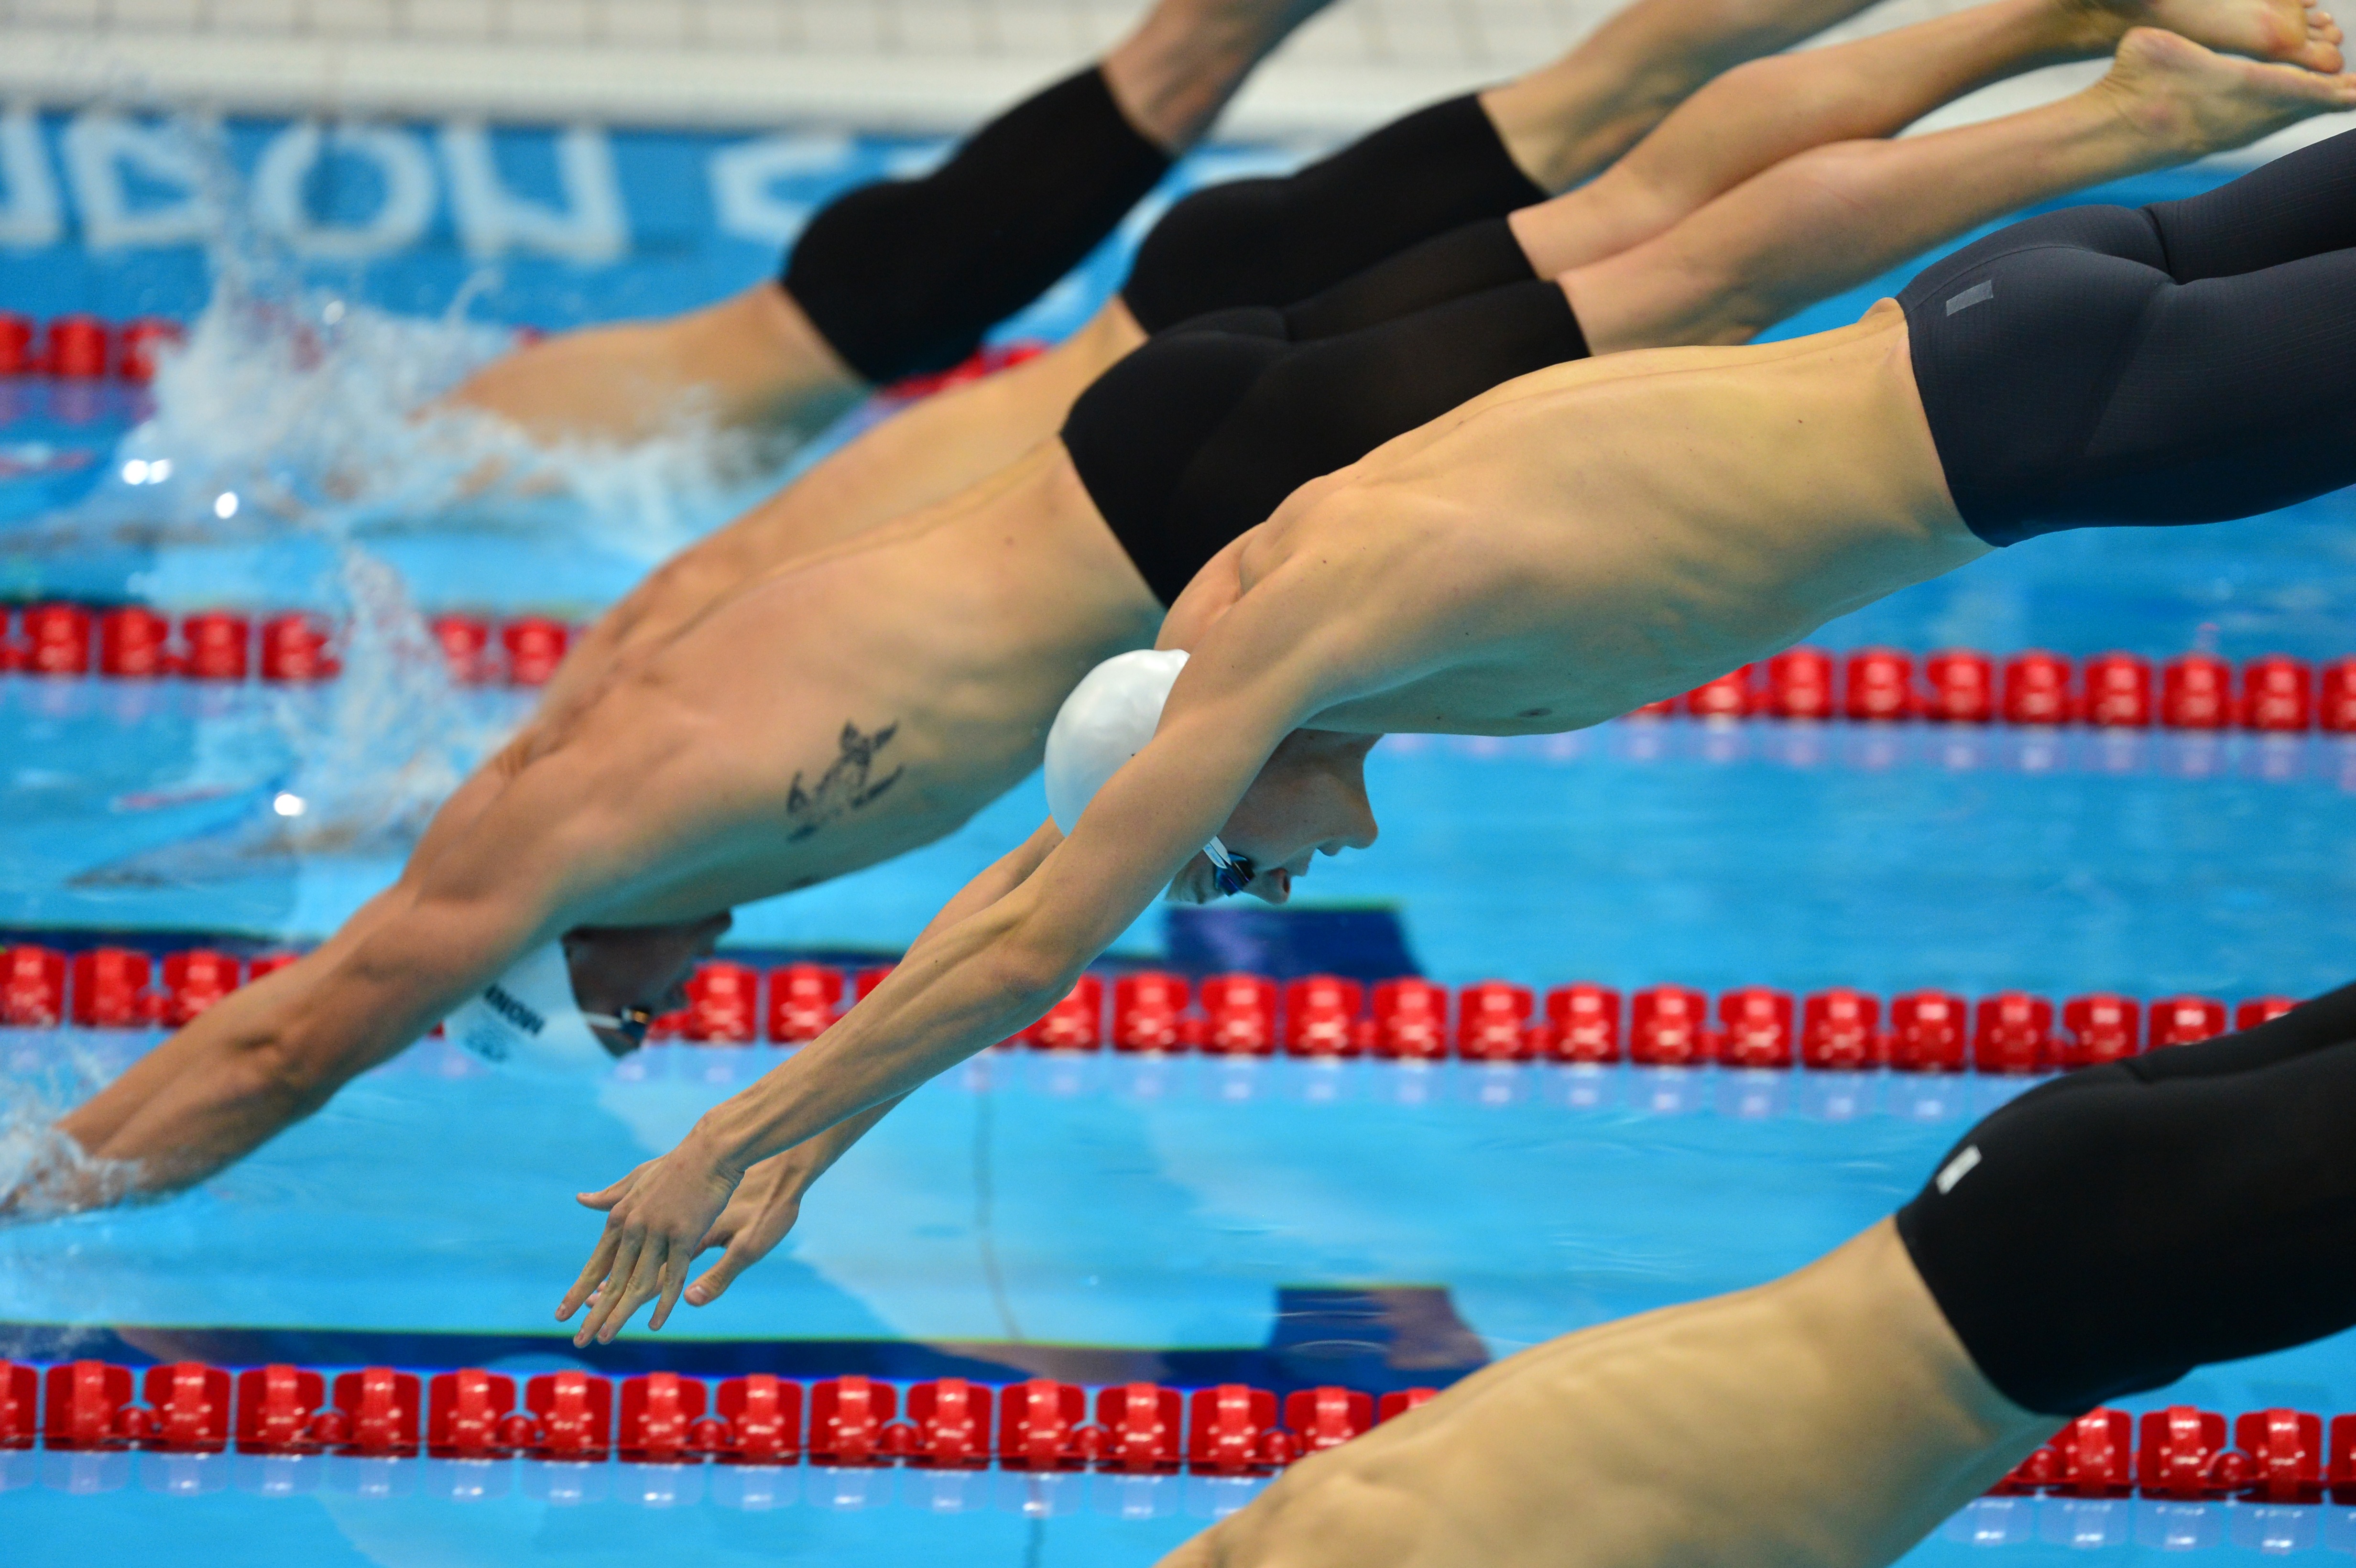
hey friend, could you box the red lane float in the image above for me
[897,1377,994,1469]
[45,315,111,379]
[1284,1386,1372,1455]
[1972,991,2054,1076]
[98,607,172,677]
[1801,988,1881,1071]
[1187,1384,1291,1475]
[1115,971,1190,1052]
[1629,984,1712,1067]
[427,1369,518,1458]
[768,962,843,1044]
[2002,651,2075,725]
[0,313,182,381]
[809,1375,898,1466]
[182,611,252,680]
[501,617,568,686]
[0,313,34,375]
[1887,991,1968,1073]
[1198,974,1278,1057]
[2,1361,36,1448]
[20,608,2356,734]
[524,1371,611,1461]
[618,1372,706,1462]
[1542,983,1623,1064]
[711,1373,802,1464]
[6,943,2310,1088]
[995,1379,1088,1472]
[25,1360,2356,1502]
[1096,1383,1184,1473]
[1718,986,1794,1069]
[1,944,67,1026]
[681,961,759,1045]
[1371,977,1449,1061]
[1455,980,1533,1063]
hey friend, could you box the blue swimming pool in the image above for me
[3,113,2355,1566]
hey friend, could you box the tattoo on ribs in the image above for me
[785,720,905,841]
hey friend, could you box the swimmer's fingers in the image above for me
[685,1222,778,1307]
[644,1247,692,1334]
[685,1164,806,1307]
[574,1159,652,1212]
[593,1233,677,1342]
[575,1229,649,1345]
[556,1228,621,1322]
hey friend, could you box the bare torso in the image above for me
[1174,1220,2058,1568]
[513,443,1160,926]
[1178,304,1990,737]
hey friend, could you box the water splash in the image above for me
[0,1044,144,1220]
[24,114,794,881]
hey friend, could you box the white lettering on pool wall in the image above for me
[0,106,62,249]
[252,124,438,260]
[441,122,628,262]
[61,112,215,251]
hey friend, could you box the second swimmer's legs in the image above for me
[1569,28,2356,350]
[447,0,1333,445]
[1512,0,2343,281]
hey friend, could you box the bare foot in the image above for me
[2099,25,2356,155]
[2076,0,2344,72]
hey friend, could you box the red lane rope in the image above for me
[3,605,2351,729]
[5,1360,1401,1471]
[0,313,180,384]
[1,1360,2348,1505]
[2,943,2296,1073]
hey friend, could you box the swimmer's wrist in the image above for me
[686,1116,754,1186]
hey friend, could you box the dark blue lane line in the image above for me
[0,1285,1486,1396]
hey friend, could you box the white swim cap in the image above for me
[1045,649,1190,833]
[441,942,614,1076]
[1044,649,1259,895]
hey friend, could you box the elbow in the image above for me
[237,1029,344,1122]
[994,920,1091,1017]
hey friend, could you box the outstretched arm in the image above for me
[557,583,1354,1342]
[674,817,1067,1309]
[25,737,658,1210]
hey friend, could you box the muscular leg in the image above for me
[1480,0,1918,192]
[1512,0,2342,282]
[1571,27,2356,351]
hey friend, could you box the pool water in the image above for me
[2,113,2355,1566]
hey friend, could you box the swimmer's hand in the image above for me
[0,1123,140,1221]
[681,1151,809,1309]
[557,1135,744,1345]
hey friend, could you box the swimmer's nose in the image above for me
[1252,868,1293,905]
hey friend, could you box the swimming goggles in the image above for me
[582,1004,654,1049]
[1204,837,1257,898]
